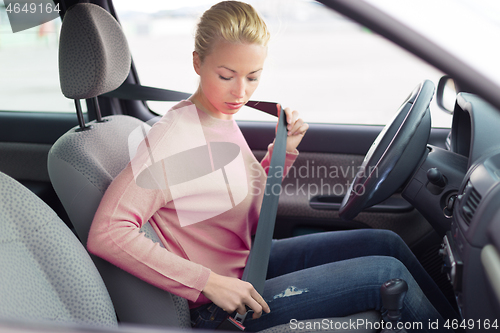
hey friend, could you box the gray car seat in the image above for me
[48,2,191,329]
[0,169,379,332]
[0,171,117,328]
[48,3,379,332]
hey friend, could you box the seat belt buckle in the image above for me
[217,311,250,331]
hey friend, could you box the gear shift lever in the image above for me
[380,278,408,332]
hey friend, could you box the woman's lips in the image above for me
[226,102,244,110]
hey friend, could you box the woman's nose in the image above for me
[232,80,245,98]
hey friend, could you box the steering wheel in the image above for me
[339,80,434,220]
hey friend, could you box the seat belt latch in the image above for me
[217,311,249,331]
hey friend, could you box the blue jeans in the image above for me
[190,229,459,332]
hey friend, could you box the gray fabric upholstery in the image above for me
[58,3,131,99]
[0,171,117,327]
[49,116,144,200]
[48,116,191,328]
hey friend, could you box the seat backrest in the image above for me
[48,3,190,328]
[0,171,117,327]
[48,116,190,328]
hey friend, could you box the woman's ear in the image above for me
[193,51,201,75]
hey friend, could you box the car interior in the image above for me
[1,0,500,332]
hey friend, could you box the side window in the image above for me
[114,0,451,127]
[0,8,84,113]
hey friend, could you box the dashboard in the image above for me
[400,91,500,326]
[439,93,500,324]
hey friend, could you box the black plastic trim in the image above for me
[239,121,449,154]
[0,111,81,144]
[310,195,413,212]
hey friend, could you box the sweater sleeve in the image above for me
[87,162,211,302]
[260,142,299,178]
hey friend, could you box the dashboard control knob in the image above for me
[427,168,447,187]
[443,194,456,218]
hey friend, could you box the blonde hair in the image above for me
[195,1,270,62]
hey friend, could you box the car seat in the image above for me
[47,2,191,328]
[48,3,380,332]
[0,171,117,327]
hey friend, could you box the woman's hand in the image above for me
[278,105,309,153]
[202,271,270,319]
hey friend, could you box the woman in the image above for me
[88,1,458,331]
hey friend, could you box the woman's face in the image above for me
[193,39,267,120]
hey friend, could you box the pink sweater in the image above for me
[87,100,298,308]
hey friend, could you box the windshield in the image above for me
[365,0,500,90]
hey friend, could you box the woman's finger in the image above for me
[293,121,309,136]
[250,289,270,317]
[243,296,263,319]
[288,117,304,135]
[285,108,297,126]
[236,303,248,316]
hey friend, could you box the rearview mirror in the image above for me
[436,75,457,114]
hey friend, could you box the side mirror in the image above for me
[436,75,457,114]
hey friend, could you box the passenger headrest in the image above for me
[58,3,131,99]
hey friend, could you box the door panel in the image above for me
[0,112,79,227]
[244,121,452,298]
[241,121,449,249]
[0,110,449,245]
[253,149,433,246]
[0,111,80,186]
[0,112,80,144]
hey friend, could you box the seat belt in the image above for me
[102,82,191,101]
[219,101,288,331]
[104,83,288,331]
[241,100,287,295]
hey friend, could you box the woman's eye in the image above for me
[247,77,258,82]
[219,75,231,81]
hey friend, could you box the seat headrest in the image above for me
[58,3,131,99]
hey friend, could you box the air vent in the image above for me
[461,181,482,225]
